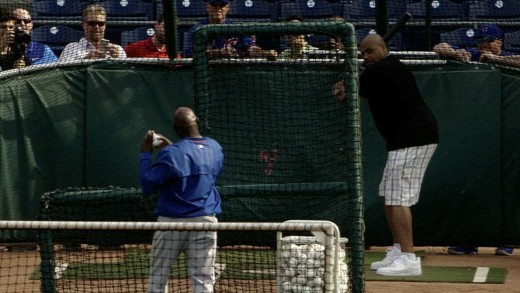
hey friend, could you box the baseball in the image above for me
[152,134,161,147]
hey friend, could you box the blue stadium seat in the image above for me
[228,0,276,20]
[155,0,207,18]
[346,0,407,21]
[95,0,154,21]
[504,30,520,53]
[469,0,520,20]
[177,0,207,17]
[121,26,155,47]
[406,0,468,20]
[356,27,403,50]
[279,0,347,20]
[31,25,84,55]
[439,27,478,48]
[32,0,88,20]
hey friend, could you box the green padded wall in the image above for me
[1,62,519,245]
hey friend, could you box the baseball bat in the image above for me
[383,12,412,42]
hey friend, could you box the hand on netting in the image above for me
[248,46,278,60]
[454,49,471,62]
[207,48,240,59]
[13,57,26,69]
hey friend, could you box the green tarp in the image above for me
[0,61,519,246]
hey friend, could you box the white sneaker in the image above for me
[376,255,422,276]
[369,247,401,270]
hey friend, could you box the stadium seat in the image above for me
[155,0,207,18]
[469,0,520,20]
[31,25,84,55]
[406,0,468,20]
[121,26,155,48]
[279,0,347,20]
[31,0,88,20]
[504,30,520,53]
[94,0,154,21]
[356,27,403,50]
[439,28,478,48]
[228,0,276,20]
[345,0,407,21]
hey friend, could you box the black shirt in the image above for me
[359,55,439,151]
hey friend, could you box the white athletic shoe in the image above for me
[369,247,401,270]
[376,255,422,276]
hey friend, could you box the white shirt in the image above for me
[59,38,127,60]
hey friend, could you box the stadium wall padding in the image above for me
[0,62,519,246]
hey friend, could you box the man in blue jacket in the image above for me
[140,107,224,293]
[12,8,57,65]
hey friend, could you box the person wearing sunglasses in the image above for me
[0,9,27,71]
[434,24,519,66]
[183,0,277,59]
[60,4,126,61]
[11,8,57,65]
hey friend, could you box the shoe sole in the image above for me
[370,259,399,271]
[376,269,422,276]
[496,251,514,256]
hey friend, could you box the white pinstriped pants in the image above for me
[148,215,218,293]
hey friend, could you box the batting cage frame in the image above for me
[192,21,364,293]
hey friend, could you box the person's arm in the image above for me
[480,52,520,67]
[433,42,471,62]
[247,45,278,60]
[41,46,58,63]
[59,42,85,60]
[139,130,173,195]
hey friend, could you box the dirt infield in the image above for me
[1,246,518,292]
[365,246,520,293]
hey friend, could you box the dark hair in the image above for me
[157,14,164,23]
[0,8,14,22]
[285,15,304,22]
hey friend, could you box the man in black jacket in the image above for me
[359,34,439,277]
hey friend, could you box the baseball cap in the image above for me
[205,0,233,4]
[473,24,503,40]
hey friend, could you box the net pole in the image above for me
[39,230,56,293]
[341,27,365,293]
[38,194,57,293]
[375,0,389,36]
[163,0,178,58]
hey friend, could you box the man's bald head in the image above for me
[173,107,201,138]
[359,33,388,67]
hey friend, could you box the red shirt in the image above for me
[125,37,168,58]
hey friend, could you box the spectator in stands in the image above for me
[140,107,224,293]
[11,7,57,65]
[184,0,277,59]
[0,9,26,71]
[434,24,520,66]
[60,4,126,60]
[435,23,516,257]
[278,16,318,59]
[319,15,345,51]
[124,14,169,58]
